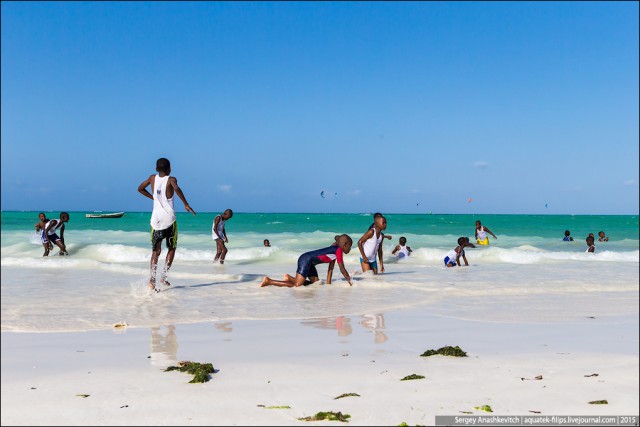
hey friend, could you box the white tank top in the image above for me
[362,228,383,262]
[212,215,226,240]
[46,219,64,235]
[476,226,487,240]
[397,245,410,257]
[150,174,176,230]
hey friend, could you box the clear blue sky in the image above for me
[2,1,638,214]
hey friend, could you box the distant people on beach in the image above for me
[563,230,574,241]
[444,237,470,267]
[263,239,271,247]
[597,231,609,242]
[475,220,497,246]
[138,157,196,291]
[391,236,412,258]
[35,212,53,251]
[358,215,387,274]
[42,212,70,256]
[212,209,233,264]
[586,236,596,253]
[260,234,353,287]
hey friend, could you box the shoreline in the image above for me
[2,309,638,426]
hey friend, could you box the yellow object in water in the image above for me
[477,237,490,246]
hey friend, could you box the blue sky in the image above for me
[2,1,638,214]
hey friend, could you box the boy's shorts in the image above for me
[296,253,318,279]
[43,232,61,243]
[444,256,456,266]
[151,222,178,249]
[360,258,378,270]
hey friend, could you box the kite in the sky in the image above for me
[468,197,472,203]
[320,190,326,199]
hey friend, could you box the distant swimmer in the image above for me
[138,157,196,291]
[212,209,233,264]
[597,231,609,242]
[563,230,574,241]
[444,237,470,267]
[263,239,271,247]
[392,236,412,258]
[42,212,70,256]
[260,234,353,287]
[474,220,497,246]
[586,236,596,253]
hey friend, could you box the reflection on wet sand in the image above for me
[214,321,233,341]
[300,313,388,343]
[300,316,352,337]
[360,313,388,344]
[150,325,178,367]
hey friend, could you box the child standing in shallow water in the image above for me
[260,235,353,287]
[358,215,387,274]
[586,236,596,253]
[212,209,233,264]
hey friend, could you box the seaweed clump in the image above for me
[588,400,608,405]
[474,405,493,412]
[334,393,360,400]
[165,361,215,383]
[400,374,425,381]
[298,411,351,422]
[421,346,467,357]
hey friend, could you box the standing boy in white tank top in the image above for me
[358,215,387,274]
[138,157,196,291]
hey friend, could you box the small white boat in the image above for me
[85,212,125,218]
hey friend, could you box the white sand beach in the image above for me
[2,306,638,426]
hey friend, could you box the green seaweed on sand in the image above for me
[588,400,608,405]
[421,346,467,357]
[474,405,493,412]
[400,374,425,381]
[264,405,291,409]
[398,423,426,426]
[298,411,351,422]
[335,393,360,400]
[165,361,215,383]
[76,394,90,398]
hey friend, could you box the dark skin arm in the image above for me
[327,260,352,286]
[138,174,155,201]
[378,241,385,272]
[358,229,374,263]
[392,245,400,255]
[168,177,195,215]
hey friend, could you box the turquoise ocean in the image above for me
[1,211,638,333]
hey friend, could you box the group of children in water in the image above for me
[258,215,497,288]
[563,230,609,253]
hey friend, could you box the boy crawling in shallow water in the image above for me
[260,234,353,287]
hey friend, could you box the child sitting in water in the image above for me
[392,236,412,258]
[563,230,574,241]
[260,235,353,287]
[586,236,596,253]
[444,237,470,267]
